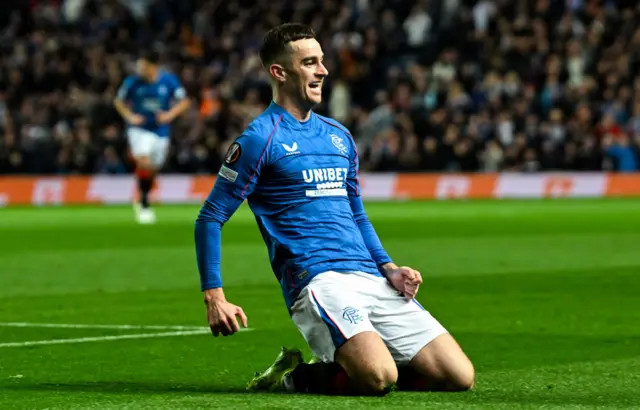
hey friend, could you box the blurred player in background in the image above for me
[195,23,474,396]
[114,50,190,224]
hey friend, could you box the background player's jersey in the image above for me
[195,102,393,310]
[116,71,186,137]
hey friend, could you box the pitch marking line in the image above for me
[0,322,207,331]
[0,322,253,348]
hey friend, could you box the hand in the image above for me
[204,288,248,337]
[386,266,422,299]
[156,111,174,124]
[128,113,145,126]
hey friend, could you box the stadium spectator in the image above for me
[1,0,640,175]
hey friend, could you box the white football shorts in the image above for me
[290,270,448,366]
[127,127,170,168]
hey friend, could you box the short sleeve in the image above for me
[115,77,135,101]
[169,75,187,100]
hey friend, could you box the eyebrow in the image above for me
[301,55,324,63]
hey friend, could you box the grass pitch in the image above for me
[1,199,640,409]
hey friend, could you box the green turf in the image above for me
[1,199,639,409]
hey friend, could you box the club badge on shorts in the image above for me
[342,307,363,324]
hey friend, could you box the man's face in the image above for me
[280,38,328,106]
[136,58,154,80]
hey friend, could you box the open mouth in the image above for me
[309,81,322,90]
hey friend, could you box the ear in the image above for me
[269,64,286,83]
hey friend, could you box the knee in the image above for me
[448,361,475,392]
[136,156,152,169]
[361,366,398,396]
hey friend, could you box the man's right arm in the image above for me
[194,132,270,335]
[113,77,142,125]
[194,183,245,335]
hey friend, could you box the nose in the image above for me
[317,62,329,77]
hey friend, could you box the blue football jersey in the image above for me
[116,71,186,137]
[195,102,393,310]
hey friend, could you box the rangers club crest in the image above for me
[342,307,363,324]
[331,134,348,155]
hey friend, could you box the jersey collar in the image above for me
[267,101,316,130]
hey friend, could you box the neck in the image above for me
[273,89,312,122]
[146,68,159,82]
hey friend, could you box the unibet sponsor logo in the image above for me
[142,99,162,112]
[302,168,348,183]
[302,167,348,197]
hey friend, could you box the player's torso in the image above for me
[130,77,172,135]
[242,112,379,300]
[253,122,353,210]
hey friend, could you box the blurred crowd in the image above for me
[1,0,640,175]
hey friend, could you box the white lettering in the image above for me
[306,188,347,197]
[142,100,161,111]
[302,170,313,183]
[302,167,351,185]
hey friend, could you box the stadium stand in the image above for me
[1,0,639,175]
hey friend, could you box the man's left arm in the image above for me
[346,135,422,297]
[347,189,394,273]
[158,76,190,123]
[349,194,403,278]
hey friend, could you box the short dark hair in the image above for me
[259,23,316,67]
[138,49,160,64]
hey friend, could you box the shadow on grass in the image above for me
[426,388,640,408]
[2,380,252,395]
[3,381,639,407]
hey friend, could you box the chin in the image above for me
[305,94,322,106]
[302,88,323,107]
